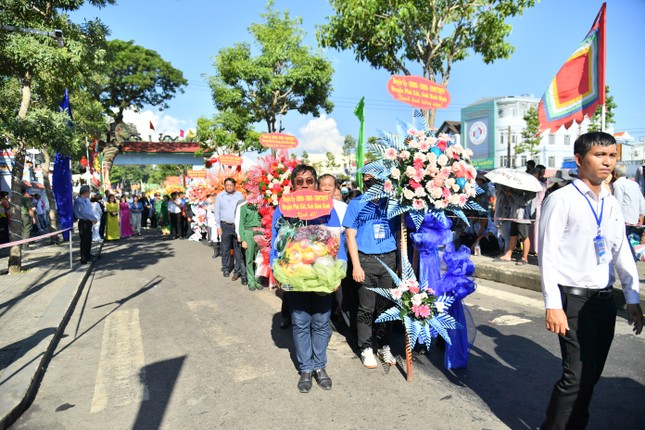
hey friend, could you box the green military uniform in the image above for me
[239,202,262,290]
[20,195,33,241]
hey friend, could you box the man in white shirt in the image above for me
[538,132,643,429]
[612,162,645,259]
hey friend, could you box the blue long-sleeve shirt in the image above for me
[74,196,97,222]
[270,206,347,267]
[214,190,243,228]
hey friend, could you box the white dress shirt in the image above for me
[538,179,640,309]
[612,176,645,225]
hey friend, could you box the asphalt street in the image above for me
[11,230,645,430]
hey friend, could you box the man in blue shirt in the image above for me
[343,174,398,369]
[73,185,98,264]
[215,178,245,282]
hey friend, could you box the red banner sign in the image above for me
[387,75,450,109]
[218,154,243,166]
[259,133,299,149]
[279,190,333,220]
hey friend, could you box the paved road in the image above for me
[12,230,645,430]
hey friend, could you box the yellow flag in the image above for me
[188,129,195,138]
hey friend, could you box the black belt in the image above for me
[559,285,614,300]
[221,221,234,225]
[79,219,93,223]
[358,250,396,257]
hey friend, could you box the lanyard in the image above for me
[572,183,604,235]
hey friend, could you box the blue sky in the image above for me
[71,0,645,154]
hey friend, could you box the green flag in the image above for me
[354,97,365,190]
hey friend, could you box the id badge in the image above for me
[594,235,610,265]
[373,223,386,240]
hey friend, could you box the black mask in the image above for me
[363,178,378,190]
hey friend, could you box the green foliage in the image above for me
[324,151,339,170]
[109,164,191,186]
[207,3,334,134]
[100,39,188,127]
[196,110,262,155]
[301,150,310,163]
[517,106,541,159]
[317,0,536,126]
[342,134,356,159]
[588,86,616,132]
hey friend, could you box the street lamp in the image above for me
[0,24,64,48]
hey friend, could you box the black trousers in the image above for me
[142,208,149,228]
[542,289,617,430]
[99,212,107,239]
[356,251,396,350]
[78,219,93,262]
[169,212,181,238]
[220,222,244,276]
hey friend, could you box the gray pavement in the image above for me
[0,235,100,429]
[0,233,643,429]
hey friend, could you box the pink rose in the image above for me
[391,287,404,300]
[412,199,425,210]
[383,179,393,193]
[408,180,422,190]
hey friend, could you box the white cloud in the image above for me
[297,114,344,155]
[121,109,194,141]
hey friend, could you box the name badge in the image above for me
[594,235,610,265]
[373,223,386,240]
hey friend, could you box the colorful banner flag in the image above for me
[180,129,185,138]
[149,121,155,131]
[354,97,365,190]
[188,129,195,138]
[538,3,606,134]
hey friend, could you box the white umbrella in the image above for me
[484,168,543,192]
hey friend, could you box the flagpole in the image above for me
[601,104,606,132]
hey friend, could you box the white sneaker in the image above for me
[378,345,397,365]
[361,348,378,369]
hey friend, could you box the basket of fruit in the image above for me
[272,223,346,293]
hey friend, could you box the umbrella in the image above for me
[484,168,543,192]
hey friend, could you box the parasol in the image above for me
[484,168,543,192]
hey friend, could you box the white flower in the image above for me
[445,178,456,187]
[283,185,291,194]
[403,188,415,200]
[414,187,426,197]
[431,188,443,199]
[391,167,401,180]
[407,139,420,149]
[437,154,449,167]
[413,151,426,162]
[435,301,446,313]
[452,184,461,193]
[391,287,404,300]
[405,166,417,177]
[398,150,411,160]
[450,194,461,205]
[434,200,447,209]
[427,152,437,164]
[411,293,424,306]
[267,174,274,181]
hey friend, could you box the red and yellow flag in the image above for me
[538,3,606,134]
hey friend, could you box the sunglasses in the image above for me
[295,178,316,186]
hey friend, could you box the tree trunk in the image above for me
[41,150,61,243]
[8,72,33,273]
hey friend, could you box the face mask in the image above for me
[363,178,378,190]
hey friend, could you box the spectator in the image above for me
[612,162,645,260]
[130,195,143,236]
[214,178,245,280]
[119,195,134,238]
[73,185,98,264]
[90,193,103,243]
[20,187,35,249]
[140,192,151,229]
[0,191,9,244]
[105,194,120,241]
[168,192,182,239]
[495,186,535,265]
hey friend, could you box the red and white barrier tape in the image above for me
[0,227,72,250]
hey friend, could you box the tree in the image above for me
[342,134,356,167]
[588,86,617,132]
[98,39,187,171]
[196,109,261,155]
[318,0,536,126]
[324,151,339,170]
[516,106,541,160]
[301,150,310,163]
[0,0,115,273]
[207,2,334,135]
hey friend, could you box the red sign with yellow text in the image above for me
[387,75,450,109]
[218,154,243,166]
[279,190,333,220]
[259,133,299,149]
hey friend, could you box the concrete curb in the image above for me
[0,242,103,430]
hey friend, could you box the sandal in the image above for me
[516,259,528,266]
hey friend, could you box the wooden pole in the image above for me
[401,218,413,381]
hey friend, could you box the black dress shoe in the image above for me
[280,319,292,330]
[80,260,89,265]
[313,368,332,390]
[223,272,230,277]
[297,372,312,393]
[241,278,248,285]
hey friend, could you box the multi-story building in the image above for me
[461,95,597,170]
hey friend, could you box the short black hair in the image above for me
[318,173,337,188]
[291,164,317,184]
[224,177,236,186]
[574,132,616,158]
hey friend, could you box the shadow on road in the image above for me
[132,356,186,430]
[270,313,299,372]
[0,328,56,376]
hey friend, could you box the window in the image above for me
[500,134,505,145]
[549,134,556,145]
[564,135,571,145]
[548,156,556,168]
[521,155,527,166]
[500,156,509,168]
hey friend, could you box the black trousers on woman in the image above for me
[169,212,181,238]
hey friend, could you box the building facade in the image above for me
[461,95,595,171]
